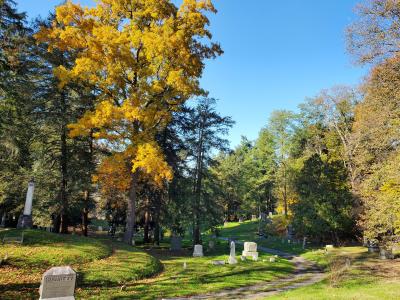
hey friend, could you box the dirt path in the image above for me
[163,238,325,300]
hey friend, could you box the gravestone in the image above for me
[193,244,204,257]
[302,237,307,249]
[238,217,244,223]
[212,260,225,265]
[39,266,76,300]
[269,257,276,263]
[228,241,238,264]
[208,240,215,251]
[268,212,273,218]
[17,179,35,229]
[242,242,258,261]
[170,236,182,251]
[251,215,257,221]
[379,247,394,260]
[325,245,334,251]
[0,213,5,228]
[286,224,294,240]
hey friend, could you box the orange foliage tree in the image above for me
[36,0,222,243]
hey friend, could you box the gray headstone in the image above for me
[208,240,215,250]
[193,244,204,257]
[39,266,76,300]
[170,236,182,251]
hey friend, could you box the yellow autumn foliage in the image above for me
[36,0,221,189]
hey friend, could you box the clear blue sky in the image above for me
[18,0,366,148]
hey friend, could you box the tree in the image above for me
[36,0,222,244]
[292,154,354,244]
[186,97,233,244]
[347,0,400,65]
[352,54,400,244]
[300,86,359,188]
[268,110,297,216]
[0,0,37,224]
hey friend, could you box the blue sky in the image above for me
[18,0,366,148]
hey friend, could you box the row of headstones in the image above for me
[192,241,277,265]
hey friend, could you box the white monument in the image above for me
[228,241,238,264]
[242,242,258,261]
[193,244,204,257]
[302,237,307,249]
[39,266,76,300]
[17,179,35,229]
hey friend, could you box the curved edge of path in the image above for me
[163,238,325,300]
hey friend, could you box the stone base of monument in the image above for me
[17,214,33,229]
[228,256,238,264]
[242,251,258,261]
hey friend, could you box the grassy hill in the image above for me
[0,229,161,299]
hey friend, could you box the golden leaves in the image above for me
[35,0,221,188]
[132,142,173,186]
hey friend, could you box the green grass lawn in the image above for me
[0,227,295,299]
[220,221,400,300]
[0,229,161,300]
[77,238,294,299]
[267,246,400,300]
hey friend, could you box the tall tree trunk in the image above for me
[124,171,138,244]
[59,104,69,234]
[143,199,150,243]
[82,132,93,237]
[153,190,162,245]
[82,190,89,237]
[193,116,205,245]
[283,162,288,216]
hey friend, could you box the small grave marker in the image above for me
[211,260,225,265]
[39,266,76,300]
[193,244,204,257]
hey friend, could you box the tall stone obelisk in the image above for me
[17,179,35,229]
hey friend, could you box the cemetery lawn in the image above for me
[0,229,161,300]
[77,239,294,300]
[221,222,400,300]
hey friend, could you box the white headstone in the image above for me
[23,181,35,216]
[242,242,258,261]
[325,245,334,251]
[39,266,76,300]
[244,242,257,252]
[193,244,204,257]
[302,237,307,249]
[269,257,276,263]
[228,241,238,264]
